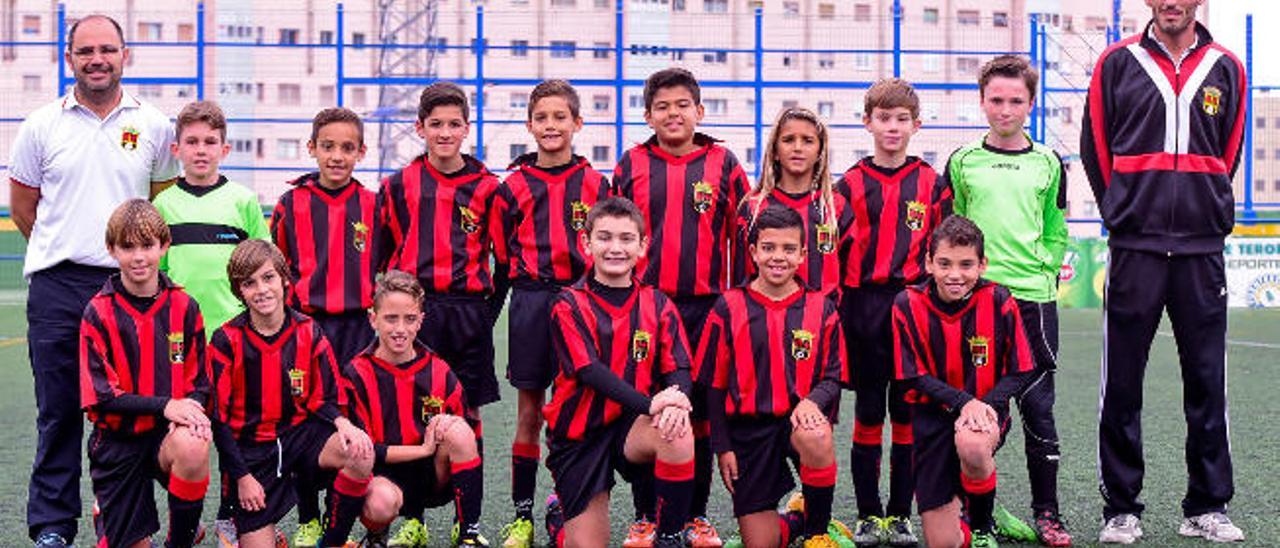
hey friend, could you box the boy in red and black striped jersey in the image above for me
[208,240,374,548]
[836,78,951,546]
[544,197,696,548]
[325,270,488,547]
[491,80,610,546]
[80,199,211,548]
[612,67,749,546]
[271,107,377,544]
[697,206,845,548]
[892,216,1035,548]
[374,82,505,431]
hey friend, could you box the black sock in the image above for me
[632,467,656,521]
[887,433,915,517]
[850,440,884,518]
[452,457,485,538]
[321,471,369,546]
[654,458,695,536]
[779,511,804,545]
[691,432,712,518]
[962,470,997,533]
[512,443,540,521]
[165,474,208,548]
[800,464,837,538]
[217,472,236,520]
[1028,446,1060,514]
[296,470,322,524]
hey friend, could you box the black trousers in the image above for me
[27,262,115,540]
[1099,247,1233,519]
[1012,299,1061,514]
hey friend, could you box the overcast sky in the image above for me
[1209,2,1277,86]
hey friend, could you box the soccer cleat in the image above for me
[1179,512,1245,543]
[992,505,1037,543]
[545,494,565,547]
[389,518,431,548]
[622,518,656,548]
[456,533,491,547]
[294,518,323,548]
[1098,514,1142,544]
[882,516,917,547]
[971,530,1000,548]
[274,529,289,548]
[827,521,857,548]
[683,516,725,548]
[851,517,884,547]
[363,526,391,548]
[654,532,686,548]
[33,532,70,548]
[499,517,534,548]
[722,536,744,548]
[213,519,239,548]
[784,492,806,514]
[1033,510,1073,547]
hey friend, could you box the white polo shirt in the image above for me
[8,90,179,277]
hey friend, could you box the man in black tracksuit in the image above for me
[1081,1,1246,543]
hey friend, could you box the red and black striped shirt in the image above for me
[544,278,693,441]
[695,286,845,418]
[612,135,751,297]
[272,172,378,315]
[344,342,468,448]
[209,309,344,443]
[838,157,952,288]
[732,189,855,296]
[493,154,610,285]
[80,274,209,434]
[375,154,503,295]
[892,279,1035,406]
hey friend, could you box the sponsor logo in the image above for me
[815,223,836,254]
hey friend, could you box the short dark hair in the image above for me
[373,270,425,309]
[175,100,227,141]
[928,215,985,259]
[528,79,581,119]
[67,14,125,52]
[747,205,804,246]
[585,196,646,236]
[643,67,701,111]
[979,55,1038,99]
[226,240,289,305]
[105,198,169,249]
[311,107,364,144]
[418,82,470,122]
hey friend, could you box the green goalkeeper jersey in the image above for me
[945,137,1068,303]
[153,176,271,333]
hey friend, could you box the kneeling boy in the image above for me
[698,206,845,548]
[81,199,212,548]
[891,216,1035,548]
[544,197,697,548]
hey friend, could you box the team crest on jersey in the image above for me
[352,221,369,253]
[905,201,927,231]
[968,336,990,368]
[288,368,306,396]
[692,181,715,214]
[421,396,444,423]
[120,126,139,150]
[791,329,814,360]
[815,223,836,254]
[167,332,184,364]
[1202,86,1222,117]
[458,206,480,234]
[631,330,652,362]
[570,201,590,232]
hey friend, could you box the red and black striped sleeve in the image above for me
[208,327,237,426]
[891,292,927,383]
[372,174,404,274]
[999,289,1036,376]
[610,149,634,198]
[304,326,344,423]
[270,193,292,269]
[490,179,517,272]
[693,297,730,389]
[656,295,693,393]
[816,297,846,392]
[550,296,601,377]
[181,297,210,407]
[79,300,122,411]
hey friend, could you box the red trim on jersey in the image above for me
[1112,152,1228,174]
[293,190,316,309]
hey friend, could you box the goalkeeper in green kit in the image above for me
[942,55,1070,548]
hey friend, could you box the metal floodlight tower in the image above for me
[374,0,441,175]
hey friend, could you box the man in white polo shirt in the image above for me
[7,14,178,547]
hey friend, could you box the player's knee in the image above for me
[347,450,375,477]
[954,431,993,469]
[170,430,211,470]
[364,481,402,524]
[658,429,695,463]
[920,509,964,548]
[516,402,543,432]
[793,424,833,456]
[443,423,479,458]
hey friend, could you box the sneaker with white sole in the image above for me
[1098,514,1143,544]
[1179,512,1244,543]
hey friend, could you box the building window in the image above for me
[782,53,797,68]
[817,101,834,118]
[595,0,611,7]
[177,24,194,42]
[854,53,871,70]
[818,3,835,19]
[674,0,687,10]
[593,145,611,163]
[551,0,576,6]
[782,100,798,109]
[993,11,1009,28]
[1122,18,1137,33]
[957,56,980,74]
[922,54,941,73]
[510,92,529,110]
[319,30,334,44]
[1255,179,1265,192]
[277,139,300,160]
[1257,117,1267,129]
[352,87,367,107]
[510,144,528,161]
[278,83,302,105]
[705,98,728,115]
[138,22,163,41]
[629,94,644,109]
[550,40,576,58]
[745,147,757,165]
[320,85,335,104]
[818,52,834,69]
[279,28,299,44]
[704,50,727,64]
[854,3,871,22]
[22,74,41,91]
[957,10,980,26]
[22,15,39,35]
[1274,179,1280,192]
[594,42,611,59]
[923,7,939,25]
[593,94,611,112]
[704,0,728,13]
[923,151,938,165]
[783,2,799,16]
[352,33,366,47]
[1086,16,1108,32]
[853,148,869,160]
[138,84,162,98]
[1258,149,1267,161]
[511,40,529,57]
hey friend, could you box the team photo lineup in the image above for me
[9,1,1252,547]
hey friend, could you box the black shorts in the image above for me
[546,414,646,521]
[418,294,499,407]
[911,406,1010,513]
[840,286,899,391]
[230,419,335,534]
[506,286,561,390]
[312,310,375,366]
[672,294,718,419]
[88,429,171,548]
[725,416,800,517]
[376,457,453,518]
[1014,299,1059,372]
